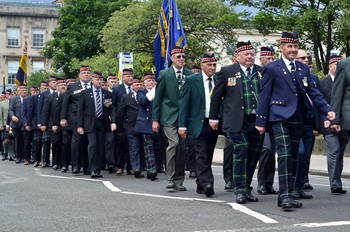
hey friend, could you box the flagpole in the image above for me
[165,0,172,68]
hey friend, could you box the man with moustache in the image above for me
[179,53,219,197]
[152,46,193,191]
[209,41,263,204]
[61,66,91,174]
[255,32,335,211]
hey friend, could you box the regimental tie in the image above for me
[95,89,102,118]
[246,67,252,79]
[128,85,132,94]
[290,62,296,74]
[177,70,182,90]
[208,77,213,92]
[84,83,88,89]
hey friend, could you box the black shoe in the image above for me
[196,186,205,194]
[174,184,187,191]
[15,158,21,164]
[189,172,196,178]
[134,170,144,178]
[2,155,7,161]
[331,187,347,194]
[236,193,246,204]
[279,198,293,211]
[257,185,267,195]
[108,165,114,174]
[90,171,98,179]
[9,157,14,161]
[147,172,158,181]
[245,193,259,202]
[224,182,233,191]
[294,188,313,199]
[96,172,103,178]
[41,162,47,168]
[204,184,214,197]
[266,186,279,194]
[53,165,60,170]
[166,181,175,189]
[61,167,67,173]
[157,167,165,173]
[33,161,39,167]
[278,197,302,209]
[72,169,80,174]
[303,183,313,190]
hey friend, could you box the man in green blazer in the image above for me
[152,46,193,191]
[178,53,219,197]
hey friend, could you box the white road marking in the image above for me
[294,221,350,227]
[122,191,226,203]
[103,181,121,192]
[227,203,278,224]
[38,173,102,182]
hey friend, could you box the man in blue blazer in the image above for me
[179,53,219,197]
[255,32,335,211]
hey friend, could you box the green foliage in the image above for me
[41,0,131,75]
[101,0,242,72]
[26,70,58,89]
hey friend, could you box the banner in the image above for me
[16,41,28,86]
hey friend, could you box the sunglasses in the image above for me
[176,55,186,59]
[297,56,312,60]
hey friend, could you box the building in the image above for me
[0,1,60,89]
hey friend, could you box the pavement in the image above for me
[212,148,350,178]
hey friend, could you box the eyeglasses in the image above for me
[176,55,186,59]
[296,56,308,60]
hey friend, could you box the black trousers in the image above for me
[71,128,88,171]
[87,119,106,173]
[104,131,115,167]
[23,130,33,161]
[61,130,72,169]
[13,128,24,160]
[50,130,62,166]
[115,133,131,171]
[257,132,276,188]
[185,137,196,173]
[223,134,233,184]
[194,121,219,188]
[33,130,43,162]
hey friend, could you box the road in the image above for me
[1,161,350,232]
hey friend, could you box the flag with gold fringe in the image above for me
[154,0,186,78]
[16,41,28,86]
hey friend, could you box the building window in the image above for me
[7,28,20,47]
[8,61,19,85]
[32,28,44,47]
[33,61,45,72]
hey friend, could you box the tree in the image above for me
[228,0,345,74]
[26,70,58,89]
[41,0,131,75]
[101,0,243,70]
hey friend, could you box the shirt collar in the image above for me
[173,66,183,74]
[282,56,295,69]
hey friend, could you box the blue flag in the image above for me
[16,41,28,86]
[154,0,186,78]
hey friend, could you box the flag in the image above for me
[16,41,28,86]
[154,0,186,78]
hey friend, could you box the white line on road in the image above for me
[103,181,121,192]
[227,203,278,224]
[38,173,102,182]
[122,191,226,203]
[294,221,350,227]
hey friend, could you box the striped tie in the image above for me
[95,89,102,118]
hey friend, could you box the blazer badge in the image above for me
[302,77,308,87]
[104,98,112,107]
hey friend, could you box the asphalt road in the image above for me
[1,161,350,232]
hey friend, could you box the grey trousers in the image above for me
[163,125,185,186]
[324,132,348,189]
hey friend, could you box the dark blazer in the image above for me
[8,96,24,129]
[21,97,30,127]
[111,83,129,123]
[26,95,40,129]
[42,92,63,129]
[152,66,193,125]
[77,88,113,134]
[331,57,350,130]
[36,89,52,125]
[179,72,218,138]
[61,82,86,129]
[209,63,262,133]
[134,89,153,134]
[256,59,332,127]
[117,92,139,135]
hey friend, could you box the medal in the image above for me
[302,77,308,87]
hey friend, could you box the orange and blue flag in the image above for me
[16,41,28,86]
[154,0,186,78]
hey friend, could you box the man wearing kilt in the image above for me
[209,41,263,204]
[255,32,335,211]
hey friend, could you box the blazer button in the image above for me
[146,109,149,111]
[242,106,244,109]
[146,117,149,119]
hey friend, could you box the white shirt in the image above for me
[282,56,296,73]
[80,81,91,89]
[124,84,133,94]
[239,64,253,77]
[202,71,214,118]
[173,66,183,77]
